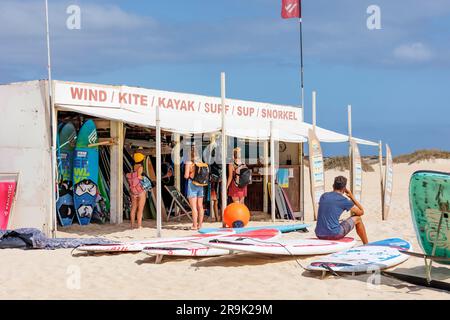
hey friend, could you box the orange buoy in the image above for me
[223,203,250,228]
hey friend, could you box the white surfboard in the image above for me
[142,229,282,257]
[196,236,356,256]
[306,238,411,273]
[76,230,236,253]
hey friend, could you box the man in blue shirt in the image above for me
[315,176,368,244]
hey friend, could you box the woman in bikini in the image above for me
[128,151,147,229]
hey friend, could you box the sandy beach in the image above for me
[1,159,449,300]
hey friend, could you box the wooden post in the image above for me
[348,105,353,192]
[298,142,304,221]
[173,133,181,216]
[156,104,162,237]
[270,121,276,222]
[220,73,227,223]
[209,133,216,217]
[263,140,269,213]
[379,140,384,219]
[174,133,181,190]
[110,121,123,225]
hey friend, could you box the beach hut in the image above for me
[0,79,377,236]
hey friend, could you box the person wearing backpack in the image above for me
[126,151,152,229]
[184,147,208,230]
[227,147,251,205]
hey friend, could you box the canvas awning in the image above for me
[54,80,377,145]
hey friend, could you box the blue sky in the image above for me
[1,0,450,155]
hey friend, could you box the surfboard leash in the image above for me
[215,237,311,274]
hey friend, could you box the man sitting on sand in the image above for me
[315,176,368,244]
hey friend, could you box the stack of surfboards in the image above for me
[78,221,412,273]
[77,224,308,254]
[268,182,296,220]
[56,120,103,226]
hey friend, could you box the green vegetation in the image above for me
[324,156,374,172]
[393,149,450,164]
[304,156,374,172]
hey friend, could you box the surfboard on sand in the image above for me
[198,223,310,234]
[409,171,450,265]
[306,238,411,273]
[76,230,237,253]
[56,122,77,227]
[73,120,99,226]
[142,229,281,258]
[197,236,356,256]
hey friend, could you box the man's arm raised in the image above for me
[344,188,365,216]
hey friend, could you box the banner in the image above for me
[351,140,362,202]
[383,144,393,220]
[281,0,301,19]
[53,81,301,123]
[308,129,325,220]
[0,174,19,230]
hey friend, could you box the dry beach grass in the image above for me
[0,159,449,300]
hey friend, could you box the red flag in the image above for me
[281,0,301,19]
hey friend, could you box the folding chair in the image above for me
[164,185,193,222]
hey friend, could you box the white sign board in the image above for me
[351,140,363,202]
[308,129,325,220]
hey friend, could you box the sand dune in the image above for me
[0,160,449,299]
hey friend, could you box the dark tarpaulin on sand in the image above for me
[0,228,114,250]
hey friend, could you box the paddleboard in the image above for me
[409,170,450,264]
[306,238,411,273]
[56,122,77,227]
[73,120,99,225]
[142,229,281,257]
[198,236,356,256]
[198,223,310,234]
[76,230,237,253]
[275,184,290,219]
[280,187,295,220]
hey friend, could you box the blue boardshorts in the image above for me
[318,217,355,240]
[187,179,204,199]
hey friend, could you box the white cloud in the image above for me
[393,42,433,62]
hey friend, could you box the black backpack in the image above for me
[192,162,210,187]
[210,162,222,183]
[234,162,252,188]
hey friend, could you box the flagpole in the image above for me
[298,5,305,220]
[45,0,58,238]
[299,16,304,116]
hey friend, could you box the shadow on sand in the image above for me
[57,220,197,238]
[300,264,450,295]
